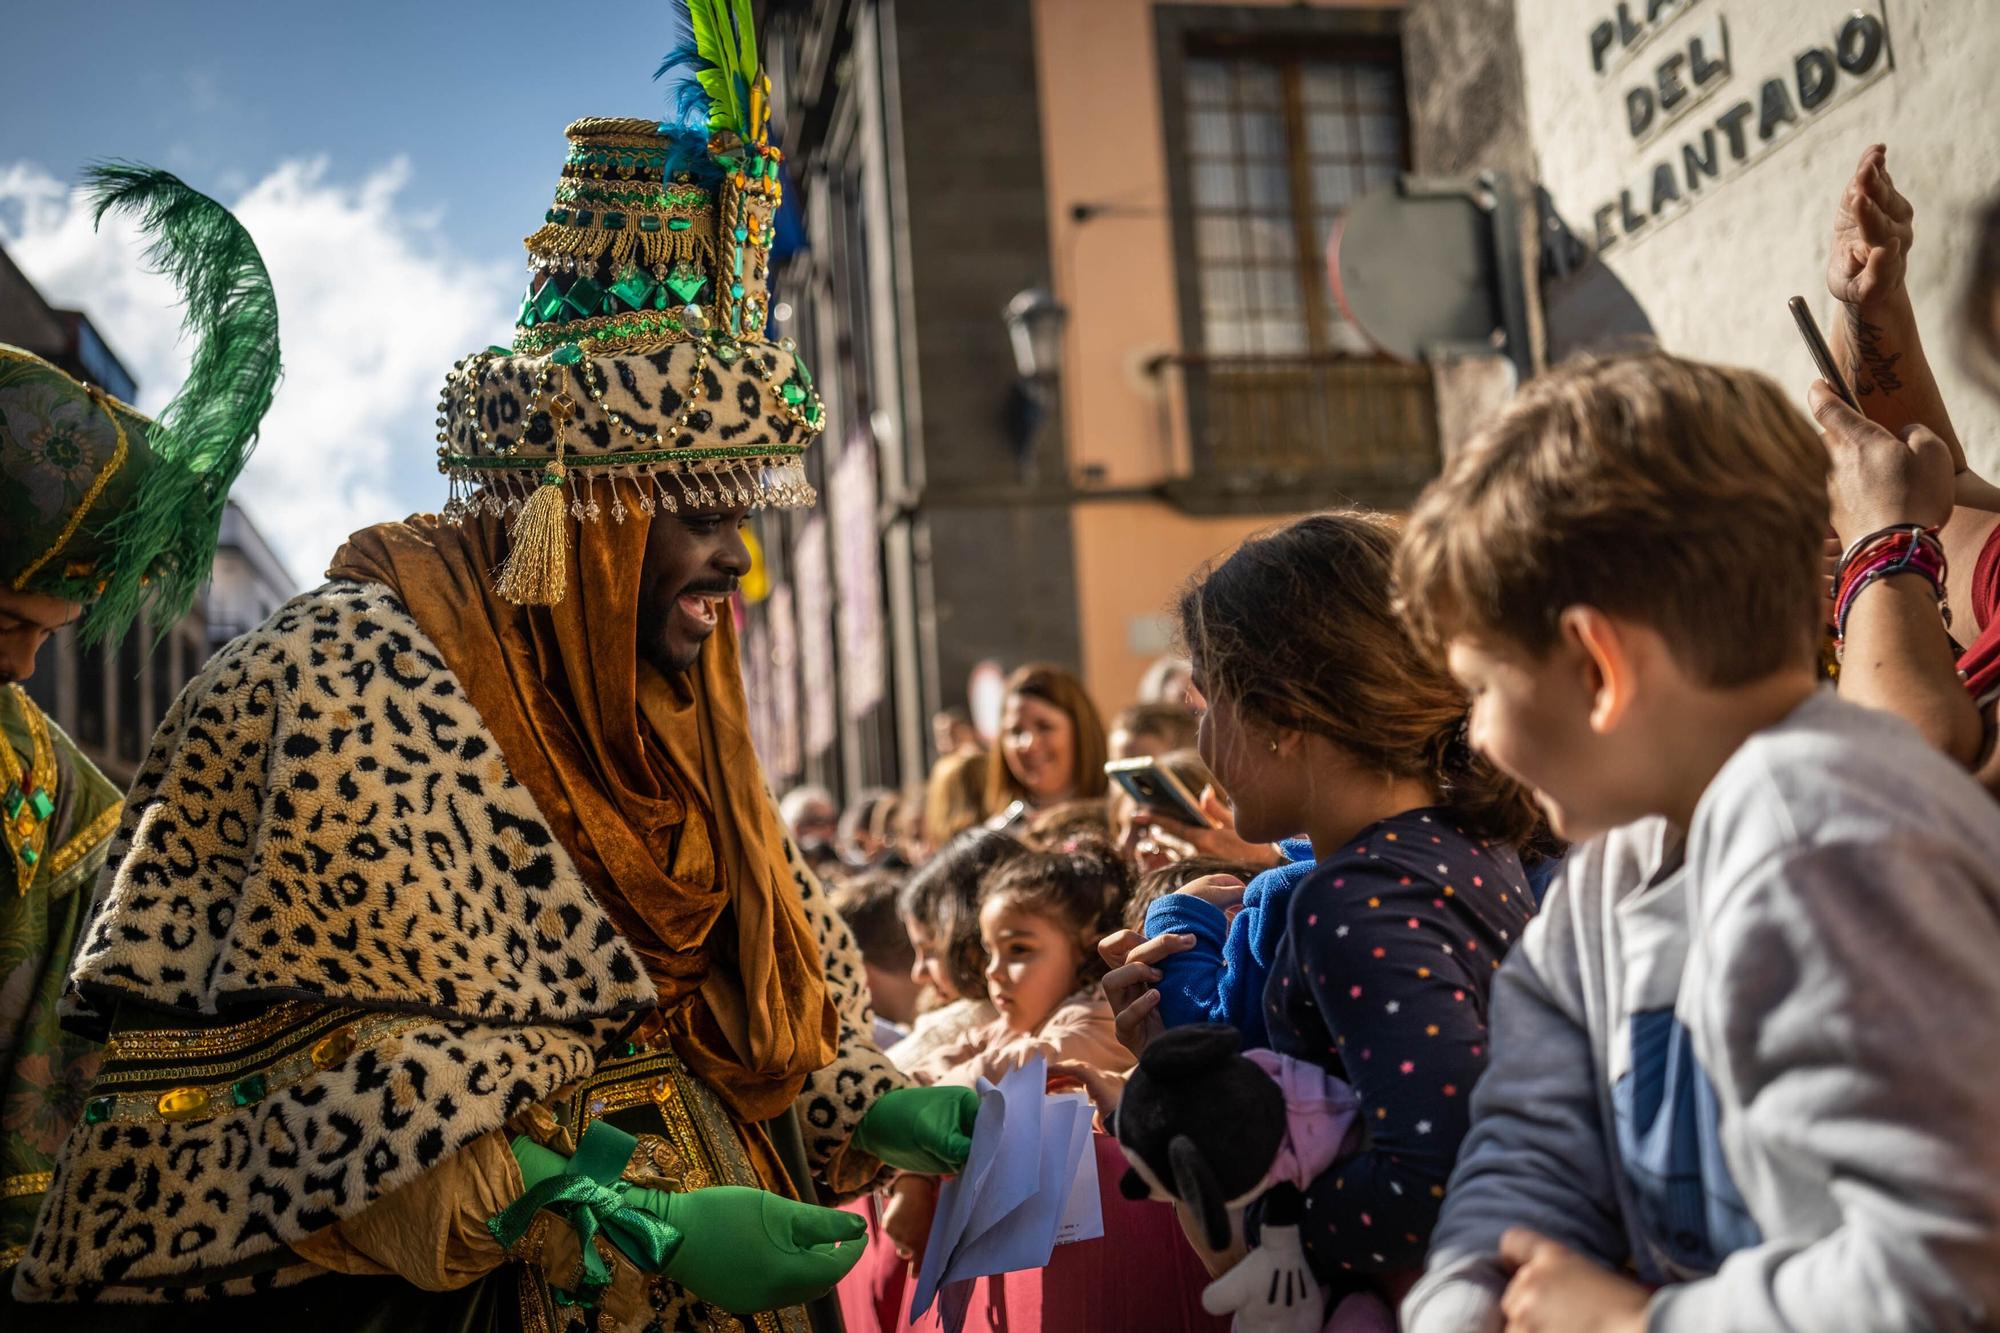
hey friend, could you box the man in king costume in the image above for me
[0,167,280,1275]
[11,7,977,1330]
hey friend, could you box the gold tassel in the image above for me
[494,464,568,605]
[494,389,576,605]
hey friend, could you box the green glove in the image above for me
[850,1085,982,1175]
[625,1184,868,1314]
[496,1128,867,1314]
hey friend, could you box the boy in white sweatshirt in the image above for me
[1392,349,2000,1332]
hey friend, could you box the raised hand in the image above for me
[1827,143,1915,310]
[1808,381,1954,545]
[1129,786,1284,870]
[1098,927,1195,1057]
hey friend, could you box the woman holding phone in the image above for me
[984,662,1110,819]
[1099,511,1544,1316]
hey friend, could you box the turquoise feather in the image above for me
[657,0,761,140]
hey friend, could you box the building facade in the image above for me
[748,0,2000,802]
[754,0,1432,797]
[3,243,295,784]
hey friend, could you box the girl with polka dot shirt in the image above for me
[1102,513,1542,1316]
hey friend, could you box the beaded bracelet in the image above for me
[1833,524,1949,646]
[1835,529,1945,630]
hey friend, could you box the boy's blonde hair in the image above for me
[1396,348,1829,685]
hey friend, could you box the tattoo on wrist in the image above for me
[1844,305,1905,397]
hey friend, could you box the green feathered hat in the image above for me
[0,165,280,645]
[434,0,824,607]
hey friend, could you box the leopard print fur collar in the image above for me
[65,580,656,1031]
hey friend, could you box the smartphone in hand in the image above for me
[1789,295,1858,409]
[1105,757,1215,828]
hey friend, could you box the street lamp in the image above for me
[1002,287,1066,473]
[1003,287,1067,384]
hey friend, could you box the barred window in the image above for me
[1180,47,1407,356]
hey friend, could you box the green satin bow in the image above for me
[488,1122,682,1307]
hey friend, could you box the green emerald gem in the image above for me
[83,1095,113,1125]
[609,271,657,312]
[665,270,705,303]
[780,381,805,405]
[574,209,593,226]
[602,212,626,231]
[230,1073,268,1107]
[621,1041,643,1059]
[638,216,662,233]
[729,282,745,300]
[712,341,738,363]
[550,343,584,366]
[29,789,53,820]
[488,345,512,356]
[562,276,605,318]
[667,217,692,232]
[532,283,567,324]
[20,846,37,866]
[3,785,20,819]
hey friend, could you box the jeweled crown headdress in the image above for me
[434,0,823,605]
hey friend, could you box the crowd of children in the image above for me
[782,144,2000,1332]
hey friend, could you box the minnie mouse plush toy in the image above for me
[1111,1024,1391,1333]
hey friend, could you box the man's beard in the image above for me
[639,623,702,677]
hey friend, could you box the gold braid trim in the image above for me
[0,1170,53,1200]
[41,799,121,884]
[9,379,132,592]
[565,117,670,141]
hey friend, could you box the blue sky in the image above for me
[3,0,680,273]
[0,0,689,583]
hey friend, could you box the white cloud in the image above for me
[0,156,516,587]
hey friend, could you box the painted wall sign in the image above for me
[1585,1,1893,252]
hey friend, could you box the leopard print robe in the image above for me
[12,581,904,1306]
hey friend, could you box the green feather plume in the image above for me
[79,163,281,646]
[685,0,760,138]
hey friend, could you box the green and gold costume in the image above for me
[0,166,277,1279]
[0,687,121,1270]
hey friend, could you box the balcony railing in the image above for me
[1145,351,1441,514]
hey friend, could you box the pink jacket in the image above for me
[908,990,1135,1089]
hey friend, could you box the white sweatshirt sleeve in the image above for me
[1403,874,1632,1333]
[1651,838,2000,1333]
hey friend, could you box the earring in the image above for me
[1267,739,1279,753]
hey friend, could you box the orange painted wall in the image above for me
[1027,0,1404,713]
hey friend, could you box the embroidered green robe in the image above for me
[0,686,120,1270]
